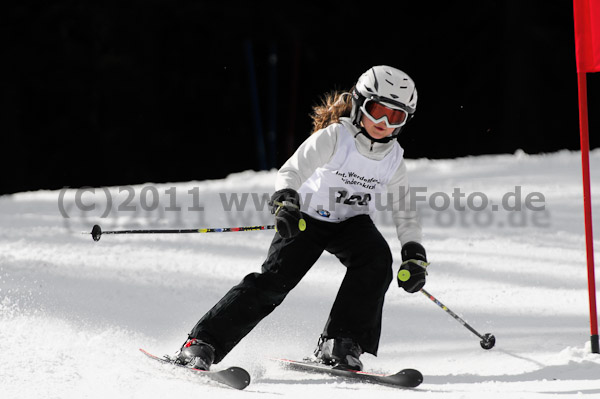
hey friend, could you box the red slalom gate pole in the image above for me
[576,71,599,354]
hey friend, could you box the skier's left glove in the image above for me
[269,188,306,239]
[397,241,430,293]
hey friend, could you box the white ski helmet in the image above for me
[350,65,418,140]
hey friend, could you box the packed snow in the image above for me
[1,149,600,398]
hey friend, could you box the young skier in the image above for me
[175,65,429,371]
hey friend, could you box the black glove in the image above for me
[397,241,429,293]
[269,189,306,239]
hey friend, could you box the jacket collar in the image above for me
[339,118,398,160]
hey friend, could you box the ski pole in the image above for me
[420,288,496,350]
[88,224,275,242]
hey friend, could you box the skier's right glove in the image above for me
[397,241,430,293]
[269,188,306,239]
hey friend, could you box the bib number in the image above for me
[335,190,371,207]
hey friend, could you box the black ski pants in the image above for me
[189,214,394,364]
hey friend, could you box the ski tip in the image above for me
[215,367,251,390]
[139,348,154,357]
[397,368,423,387]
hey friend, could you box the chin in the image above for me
[371,132,391,140]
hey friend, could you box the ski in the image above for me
[140,348,251,390]
[273,358,423,388]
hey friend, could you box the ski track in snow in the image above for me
[1,149,600,398]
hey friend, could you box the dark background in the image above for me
[2,1,599,195]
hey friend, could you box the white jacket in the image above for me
[275,117,422,246]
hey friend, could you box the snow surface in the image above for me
[1,149,600,398]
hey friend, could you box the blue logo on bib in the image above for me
[316,209,331,218]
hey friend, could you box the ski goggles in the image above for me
[361,98,409,128]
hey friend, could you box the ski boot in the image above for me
[314,336,363,371]
[175,338,215,371]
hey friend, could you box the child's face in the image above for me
[361,114,396,140]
